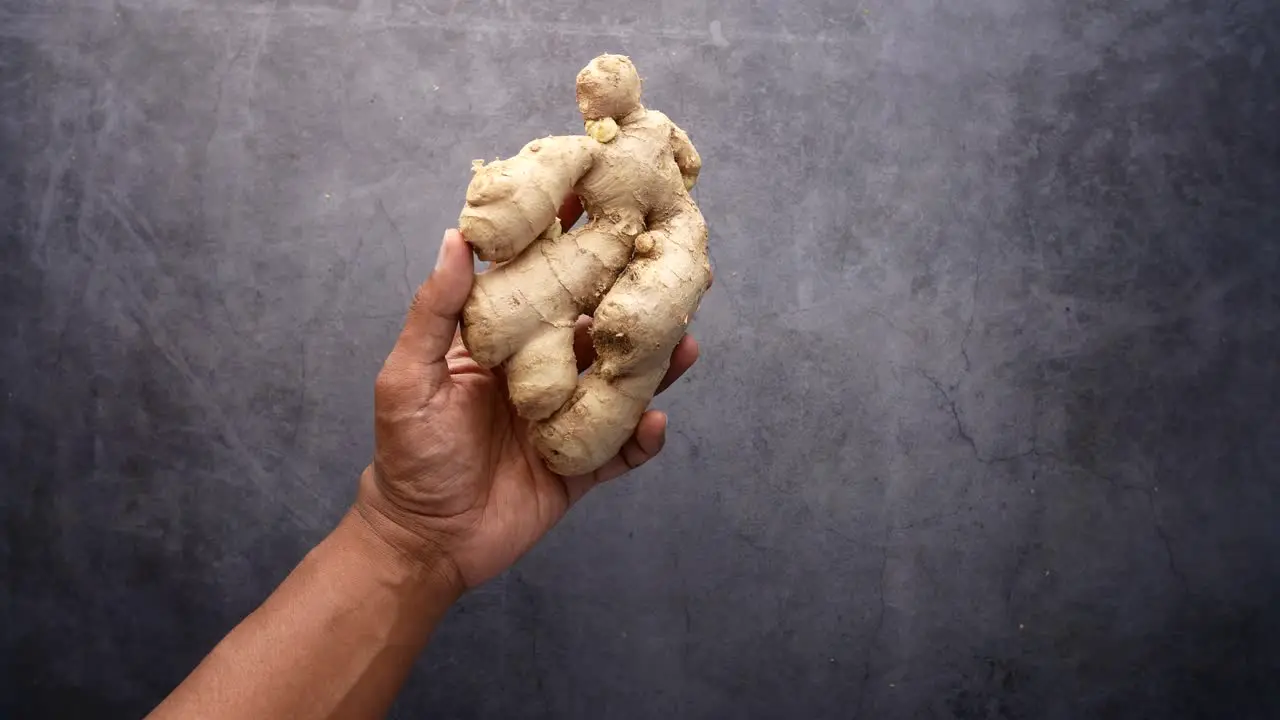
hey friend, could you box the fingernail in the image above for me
[435,231,451,270]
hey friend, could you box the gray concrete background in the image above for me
[3,1,1279,718]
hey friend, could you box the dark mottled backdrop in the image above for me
[3,1,1278,718]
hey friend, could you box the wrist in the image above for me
[350,467,468,600]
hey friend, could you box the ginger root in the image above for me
[457,54,711,476]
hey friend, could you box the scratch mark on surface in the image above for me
[734,529,769,555]
[377,198,413,299]
[960,256,982,373]
[102,192,243,339]
[320,36,355,152]
[891,507,968,532]
[241,0,278,123]
[94,204,324,526]
[34,146,75,270]
[672,547,694,677]
[294,225,381,334]
[119,291,320,527]
[867,308,913,341]
[202,42,248,167]
[512,573,553,718]
[54,182,97,367]
[291,335,307,449]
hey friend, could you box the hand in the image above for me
[355,209,703,592]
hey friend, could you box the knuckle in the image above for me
[622,442,650,471]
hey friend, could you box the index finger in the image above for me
[656,334,700,394]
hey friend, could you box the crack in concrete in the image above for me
[855,536,890,719]
[960,258,982,373]
[1147,491,1190,596]
[914,363,1189,602]
[1056,457,1190,597]
[1017,449,1188,599]
[917,368,1039,466]
[377,198,413,299]
[290,335,307,450]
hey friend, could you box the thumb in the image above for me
[395,229,474,387]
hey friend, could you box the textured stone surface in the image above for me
[3,1,1279,717]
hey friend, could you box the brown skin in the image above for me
[147,222,701,720]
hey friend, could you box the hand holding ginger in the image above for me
[357,229,701,589]
[458,54,712,475]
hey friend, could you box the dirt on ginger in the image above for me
[457,53,711,476]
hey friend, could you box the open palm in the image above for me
[356,228,701,590]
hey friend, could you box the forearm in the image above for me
[148,506,462,720]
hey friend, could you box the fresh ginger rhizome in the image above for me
[457,54,711,475]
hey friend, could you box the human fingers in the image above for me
[656,334,700,395]
[560,410,667,504]
[384,230,474,397]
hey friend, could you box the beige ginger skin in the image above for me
[457,54,711,476]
